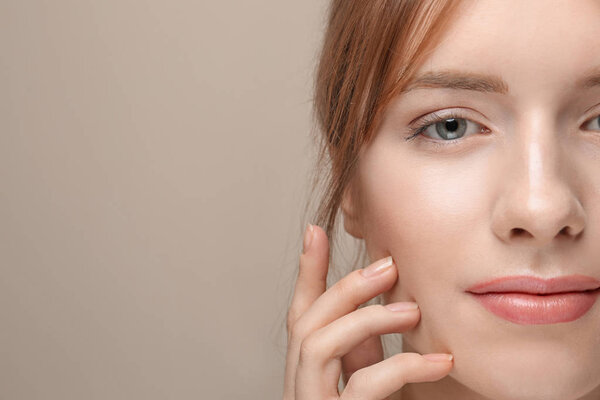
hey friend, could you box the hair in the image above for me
[304,0,463,274]
[278,0,464,356]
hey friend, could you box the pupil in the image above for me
[445,119,459,131]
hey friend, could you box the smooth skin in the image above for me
[286,0,600,399]
[283,224,453,399]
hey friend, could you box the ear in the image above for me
[341,181,364,239]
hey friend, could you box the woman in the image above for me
[284,0,600,399]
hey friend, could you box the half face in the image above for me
[343,0,600,398]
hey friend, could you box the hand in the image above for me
[283,224,454,400]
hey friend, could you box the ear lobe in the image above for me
[341,184,363,239]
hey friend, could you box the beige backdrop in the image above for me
[1,1,325,398]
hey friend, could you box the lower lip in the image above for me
[470,289,600,325]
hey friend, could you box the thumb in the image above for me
[341,335,384,385]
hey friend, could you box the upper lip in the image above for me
[466,274,600,295]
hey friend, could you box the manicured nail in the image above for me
[302,224,314,254]
[385,302,419,312]
[423,353,453,362]
[360,256,394,277]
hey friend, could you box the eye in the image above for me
[405,110,491,147]
[582,114,600,131]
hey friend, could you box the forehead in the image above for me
[413,0,600,98]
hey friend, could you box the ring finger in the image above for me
[295,302,421,399]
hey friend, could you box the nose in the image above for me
[491,120,586,247]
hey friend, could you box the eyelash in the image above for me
[405,111,600,150]
[404,110,490,149]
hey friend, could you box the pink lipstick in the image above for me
[466,275,600,325]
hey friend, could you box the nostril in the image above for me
[512,228,527,237]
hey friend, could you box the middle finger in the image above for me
[290,256,398,347]
[295,302,420,399]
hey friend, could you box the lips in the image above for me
[466,275,600,325]
[466,275,600,295]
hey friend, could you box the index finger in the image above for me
[287,224,330,330]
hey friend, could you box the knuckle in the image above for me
[351,304,385,331]
[331,273,360,303]
[368,303,387,315]
[288,317,309,344]
[286,309,297,333]
[388,353,418,383]
[344,370,373,397]
[298,331,326,363]
[397,351,422,365]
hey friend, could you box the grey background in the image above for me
[1,1,326,398]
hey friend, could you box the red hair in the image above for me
[308,0,462,249]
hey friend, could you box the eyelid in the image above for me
[581,104,600,125]
[407,108,489,139]
[582,112,600,131]
[409,108,486,129]
[404,104,600,147]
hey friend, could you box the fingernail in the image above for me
[423,353,453,362]
[385,302,419,312]
[360,256,394,278]
[302,224,314,254]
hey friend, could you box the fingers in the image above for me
[287,224,329,331]
[289,255,398,357]
[286,248,398,399]
[341,336,383,385]
[340,352,453,400]
[284,223,406,400]
[295,303,420,399]
[284,224,330,400]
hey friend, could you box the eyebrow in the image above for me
[401,70,509,94]
[401,67,600,95]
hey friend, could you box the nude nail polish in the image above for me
[360,256,394,277]
[302,224,314,254]
[423,353,454,362]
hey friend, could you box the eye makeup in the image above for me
[404,109,491,150]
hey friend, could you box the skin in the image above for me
[284,0,600,399]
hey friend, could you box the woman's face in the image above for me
[344,0,600,398]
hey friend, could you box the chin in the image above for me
[449,346,600,400]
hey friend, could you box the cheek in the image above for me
[356,149,496,354]
[357,150,493,300]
